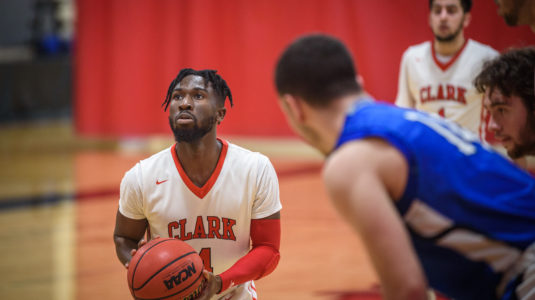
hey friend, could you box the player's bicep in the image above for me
[119,164,146,219]
[395,52,414,108]
[114,209,147,242]
[252,156,282,219]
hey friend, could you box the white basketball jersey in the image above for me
[119,139,282,300]
[395,39,498,140]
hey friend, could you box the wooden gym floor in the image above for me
[0,120,381,300]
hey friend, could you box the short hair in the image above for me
[274,34,362,107]
[429,0,472,12]
[162,68,233,111]
[474,47,535,112]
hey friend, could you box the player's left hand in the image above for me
[196,270,222,300]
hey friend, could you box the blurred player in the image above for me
[114,68,282,300]
[494,0,535,32]
[474,47,535,159]
[275,34,535,300]
[396,0,498,140]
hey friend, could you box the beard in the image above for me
[503,13,519,26]
[434,18,465,42]
[507,114,535,159]
[168,114,216,143]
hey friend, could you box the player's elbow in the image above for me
[387,280,429,300]
[256,246,280,279]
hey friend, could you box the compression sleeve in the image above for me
[218,218,281,293]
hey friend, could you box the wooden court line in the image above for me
[0,162,323,210]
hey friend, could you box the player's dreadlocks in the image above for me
[162,68,233,111]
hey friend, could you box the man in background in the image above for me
[396,0,498,141]
[494,0,535,32]
[474,47,535,159]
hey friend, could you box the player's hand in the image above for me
[196,270,222,300]
[125,235,161,269]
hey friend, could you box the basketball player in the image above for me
[474,47,535,159]
[275,34,535,300]
[396,0,498,140]
[113,69,282,300]
[494,0,535,32]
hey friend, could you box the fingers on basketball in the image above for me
[127,238,205,300]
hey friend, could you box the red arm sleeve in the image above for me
[217,218,281,293]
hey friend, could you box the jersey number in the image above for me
[404,111,480,155]
[199,248,213,272]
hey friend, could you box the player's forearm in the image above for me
[113,235,139,266]
[218,245,280,292]
[218,218,281,293]
[382,281,429,300]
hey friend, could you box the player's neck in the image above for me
[315,93,366,156]
[434,34,465,57]
[174,133,222,187]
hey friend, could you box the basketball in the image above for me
[127,238,205,300]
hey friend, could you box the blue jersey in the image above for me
[335,100,535,300]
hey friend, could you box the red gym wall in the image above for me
[75,0,534,138]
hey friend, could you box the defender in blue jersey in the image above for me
[274,34,535,300]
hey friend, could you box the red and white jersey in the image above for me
[395,39,498,140]
[119,139,281,300]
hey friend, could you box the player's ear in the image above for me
[280,94,306,122]
[356,75,365,89]
[216,107,226,125]
[463,12,471,28]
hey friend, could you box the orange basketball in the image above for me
[127,238,205,300]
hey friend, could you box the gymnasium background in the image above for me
[0,1,534,300]
[74,0,534,138]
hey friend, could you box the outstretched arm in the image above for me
[323,138,428,300]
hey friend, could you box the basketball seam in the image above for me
[131,238,174,295]
[134,269,204,300]
[133,250,198,291]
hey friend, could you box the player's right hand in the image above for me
[125,235,160,269]
[196,270,222,300]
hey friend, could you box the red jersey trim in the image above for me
[431,39,469,71]
[170,138,228,199]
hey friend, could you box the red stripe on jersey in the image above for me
[431,38,469,71]
[170,138,228,199]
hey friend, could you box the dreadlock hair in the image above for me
[429,0,471,13]
[474,47,535,113]
[162,68,233,111]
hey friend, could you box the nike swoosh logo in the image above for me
[156,179,168,185]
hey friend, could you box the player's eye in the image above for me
[447,7,457,14]
[173,94,184,100]
[194,93,204,100]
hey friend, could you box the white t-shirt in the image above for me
[119,139,282,300]
[395,39,499,140]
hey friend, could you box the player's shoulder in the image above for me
[138,146,173,167]
[325,139,393,186]
[226,141,272,166]
[402,41,431,57]
[466,39,499,57]
[123,146,173,179]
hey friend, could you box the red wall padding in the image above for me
[74,0,534,137]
